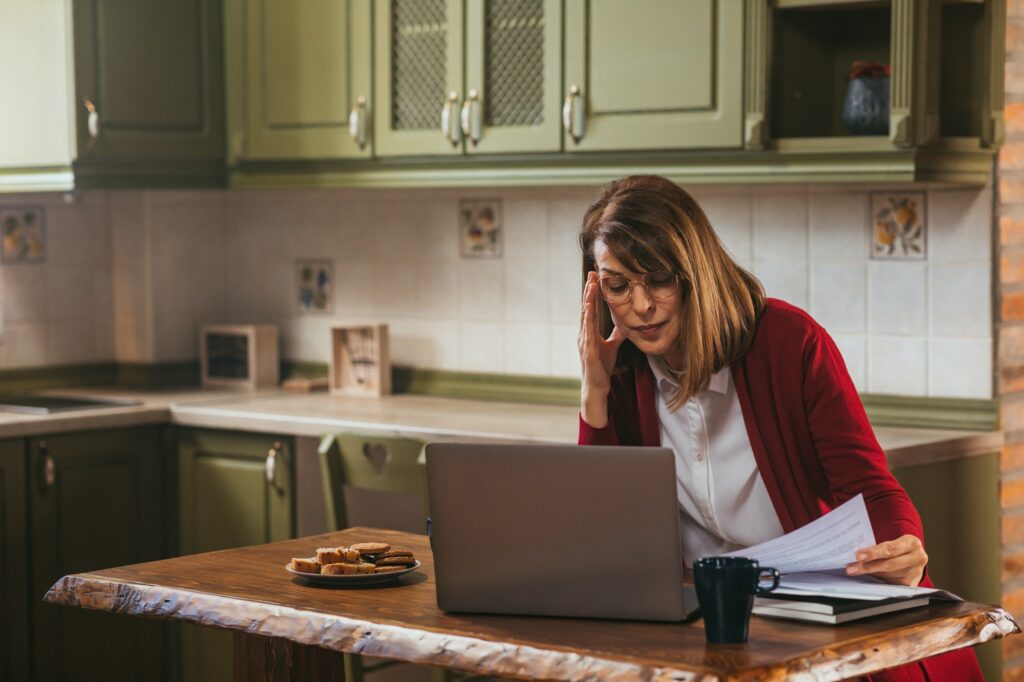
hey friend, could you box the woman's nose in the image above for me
[631,284,655,312]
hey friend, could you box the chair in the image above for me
[319,433,493,682]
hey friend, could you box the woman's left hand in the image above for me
[845,534,927,587]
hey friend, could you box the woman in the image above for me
[576,175,980,681]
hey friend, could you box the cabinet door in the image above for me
[375,0,465,156]
[72,0,224,163]
[178,429,293,682]
[464,0,562,154]
[563,0,743,151]
[0,440,28,682]
[241,0,372,159]
[30,428,166,682]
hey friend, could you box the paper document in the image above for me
[774,571,941,600]
[723,494,874,574]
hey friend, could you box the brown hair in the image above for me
[579,175,765,409]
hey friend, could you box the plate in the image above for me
[285,560,421,587]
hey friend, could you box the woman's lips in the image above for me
[633,321,667,339]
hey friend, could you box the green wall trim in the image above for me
[0,363,117,393]
[393,367,581,406]
[115,362,201,389]
[282,361,330,379]
[860,394,998,431]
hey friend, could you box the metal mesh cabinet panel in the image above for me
[391,0,448,130]
[484,0,545,128]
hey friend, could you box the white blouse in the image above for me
[647,357,785,566]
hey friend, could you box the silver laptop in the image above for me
[425,443,698,621]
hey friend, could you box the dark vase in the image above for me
[842,76,889,135]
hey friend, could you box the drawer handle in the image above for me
[562,84,585,144]
[82,97,101,141]
[349,95,368,150]
[460,89,482,146]
[441,91,463,146]
[39,441,56,493]
[265,441,284,495]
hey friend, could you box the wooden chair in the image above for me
[320,433,492,682]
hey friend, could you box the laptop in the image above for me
[424,443,698,621]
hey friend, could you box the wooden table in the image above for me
[45,528,1019,681]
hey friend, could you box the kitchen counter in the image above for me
[0,386,1002,468]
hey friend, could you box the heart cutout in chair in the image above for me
[363,442,388,473]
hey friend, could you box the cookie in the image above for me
[374,565,407,573]
[322,562,360,575]
[316,547,344,564]
[379,549,413,559]
[376,556,416,567]
[350,542,390,555]
[290,557,320,574]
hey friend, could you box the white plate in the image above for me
[285,560,421,587]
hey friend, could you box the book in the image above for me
[753,592,931,625]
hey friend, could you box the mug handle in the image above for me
[756,567,781,594]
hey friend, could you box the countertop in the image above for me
[0,386,1002,468]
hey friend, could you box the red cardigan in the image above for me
[579,299,981,682]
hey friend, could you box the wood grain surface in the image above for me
[44,528,1019,682]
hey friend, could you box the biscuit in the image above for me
[374,565,407,573]
[316,547,344,564]
[379,549,413,559]
[355,562,376,574]
[350,542,390,554]
[339,546,361,562]
[322,562,360,575]
[290,557,320,573]
[376,556,416,567]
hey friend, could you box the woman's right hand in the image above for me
[578,271,625,427]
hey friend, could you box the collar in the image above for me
[646,356,730,396]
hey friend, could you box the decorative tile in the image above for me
[870,191,926,259]
[1,205,46,262]
[296,258,333,313]
[459,198,503,258]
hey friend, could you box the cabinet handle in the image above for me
[39,441,56,493]
[265,441,284,495]
[82,97,101,141]
[441,91,463,146]
[460,89,482,146]
[562,84,585,144]
[349,95,368,150]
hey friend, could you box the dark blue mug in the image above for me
[693,556,781,644]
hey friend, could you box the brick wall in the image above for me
[1002,2,1024,679]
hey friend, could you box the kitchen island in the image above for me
[45,527,1019,682]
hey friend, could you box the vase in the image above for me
[841,76,889,135]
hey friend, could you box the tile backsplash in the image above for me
[0,182,994,399]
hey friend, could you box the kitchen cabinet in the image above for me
[374,0,562,156]
[562,0,744,151]
[178,428,294,682]
[71,0,225,187]
[225,0,372,161]
[29,428,168,681]
[0,440,28,682]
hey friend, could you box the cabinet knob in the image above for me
[39,441,56,493]
[562,84,585,144]
[82,97,101,141]
[441,91,463,147]
[460,89,482,146]
[349,95,368,150]
[265,441,284,495]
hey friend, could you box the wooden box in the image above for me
[329,323,390,397]
[200,324,279,390]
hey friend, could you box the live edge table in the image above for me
[45,528,1020,682]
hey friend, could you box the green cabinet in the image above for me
[226,0,372,161]
[563,0,743,151]
[0,440,28,682]
[374,0,562,156]
[72,0,225,186]
[178,429,294,682]
[29,428,167,682]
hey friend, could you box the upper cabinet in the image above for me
[374,0,562,156]
[72,0,225,186]
[226,0,372,161]
[563,0,744,151]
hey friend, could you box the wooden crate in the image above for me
[329,323,390,397]
[200,324,279,390]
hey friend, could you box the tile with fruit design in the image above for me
[1,206,45,263]
[870,192,926,260]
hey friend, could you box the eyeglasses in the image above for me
[598,271,682,305]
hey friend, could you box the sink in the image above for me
[0,395,142,415]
